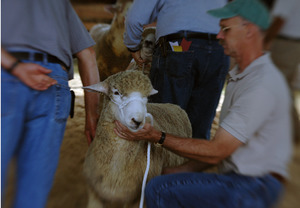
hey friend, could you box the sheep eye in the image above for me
[114,91,120,95]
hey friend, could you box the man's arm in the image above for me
[162,160,214,175]
[114,121,243,165]
[74,47,100,145]
[123,0,158,51]
[264,16,285,50]
[1,48,57,90]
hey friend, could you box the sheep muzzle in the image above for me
[111,92,148,132]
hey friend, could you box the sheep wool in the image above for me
[83,70,192,208]
[89,0,133,81]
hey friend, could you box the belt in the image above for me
[10,52,68,70]
[157,32,217,57]
[278,35,300,42]
[270,172,286,184]
[159,32,217,44]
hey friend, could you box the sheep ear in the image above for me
[82,82,109,95]
[150,88,158,95]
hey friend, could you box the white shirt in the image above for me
[219,53,293,178]
[272,0,300,38]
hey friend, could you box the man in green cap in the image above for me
[114,0,293,207]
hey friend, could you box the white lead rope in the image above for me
[110,94,152,208]
[139,113,153,208]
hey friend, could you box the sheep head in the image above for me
[83,70,157,132]
[140,27,156,62]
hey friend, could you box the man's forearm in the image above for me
[1,48,19,72]
[75,47,100,143]
[76,47,100,114]
[264,16,285,49]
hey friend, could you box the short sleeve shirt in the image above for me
[218,53,292,178]
[1,0,95,79]
[124,0,227,51]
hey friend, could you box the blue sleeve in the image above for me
[67,1,95,54]
[123,0,161,50]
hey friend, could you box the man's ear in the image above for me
[245,23,256,38]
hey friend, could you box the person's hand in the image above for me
[74,47,100,145]
[12,62,57,90]
[114,120,159,143]
[131,51,146,67]
[85,112,99,145]
[82,90,100,146]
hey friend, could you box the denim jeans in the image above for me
[150,37,229,139]
[1,58,71,208]
[145,172,283,208]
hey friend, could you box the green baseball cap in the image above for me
[207,0,270,30]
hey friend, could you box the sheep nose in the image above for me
[131,118,142,127]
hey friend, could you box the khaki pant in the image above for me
[270,37,300,143]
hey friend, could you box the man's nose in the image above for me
[216,30,224,40]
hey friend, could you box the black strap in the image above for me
[69,90,76,118]
[6,59,21,73]
[157,132,166,145]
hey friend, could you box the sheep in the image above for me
[126,27,156,76]
[89,0,133,81]
[82,70,192,208]
[139,27,156,63]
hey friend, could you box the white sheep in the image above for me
[83,70,192,208]
[89,0,133,81]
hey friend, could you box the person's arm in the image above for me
[264,16,285,50]
[130,51,146,66]
[1,48,57,90]
[74,47,100,145]
[114,121,243,165]
[162,160,214,175]
[124,0,158,55]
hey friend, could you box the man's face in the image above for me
[217,16,247,58]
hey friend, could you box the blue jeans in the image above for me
[145,172,283,208]
[150,37,229,139]
[1,58,71,208]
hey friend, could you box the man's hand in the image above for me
[1,49,57,91]
[114,120,160,143]
[131,51,146,67]
[75,47,100,145]
[85,106,99,145]
[12,62,57,90]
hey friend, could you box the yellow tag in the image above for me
[173,46,183,52]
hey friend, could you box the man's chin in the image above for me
[223,48,230,56]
